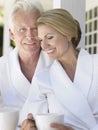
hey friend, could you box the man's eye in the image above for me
[33,28,37,31]
[18,28,26,32]
[31,28,37,32]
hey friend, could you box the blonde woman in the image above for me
[21,9,98,130]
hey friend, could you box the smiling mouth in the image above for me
[46,49,55,54]
[24,42,35,45]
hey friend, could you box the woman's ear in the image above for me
[9,28,15,41]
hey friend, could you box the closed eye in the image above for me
[47,36,53,39]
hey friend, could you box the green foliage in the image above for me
[10,40,16,48]
[0,7,4,26]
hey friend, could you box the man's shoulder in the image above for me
[0,47,17,61]
[0,48,16,68]
[0,54,8,63]
[0,56,9,73]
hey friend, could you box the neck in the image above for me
[60,49,79,81]
[19,52,40,83]
[19,51,40,64]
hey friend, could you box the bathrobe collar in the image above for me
[50,48,96,129]
[9,48,51,99]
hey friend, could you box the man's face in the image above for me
[9,10,41,56]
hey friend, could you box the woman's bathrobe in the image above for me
[0,47,52,124]
[25,48,98,130]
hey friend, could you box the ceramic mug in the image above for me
[0,106,19,130]
[35,113,64,130]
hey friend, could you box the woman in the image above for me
[21,9,98,130]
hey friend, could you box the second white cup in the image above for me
[35,113,64,130]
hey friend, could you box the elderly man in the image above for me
[0,0,52,128]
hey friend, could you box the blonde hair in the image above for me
[8,0,43,29]
[37,8,82,48]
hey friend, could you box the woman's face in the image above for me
[38,24,70,61]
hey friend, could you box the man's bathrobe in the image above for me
[0,47,52,123]
[24,48,98,130]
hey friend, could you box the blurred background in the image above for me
[0,0,98,56]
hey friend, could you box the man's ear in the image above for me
[9,28,15,41]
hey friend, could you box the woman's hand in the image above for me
[20,113,74,130]
[20,113,37,130]
[51,123,74,130]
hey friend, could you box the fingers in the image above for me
[20,119,36,130]
[20,113,36,130]
[50,123,74,130]
[27,113,34,120]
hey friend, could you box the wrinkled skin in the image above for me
[20,113,74,130]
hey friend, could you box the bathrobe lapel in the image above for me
[9,48,30,99]
[9,48,52,99]
[50,49,96,129]
[74,49,93,97]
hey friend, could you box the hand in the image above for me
[20,113,37,130]
[50,123,74,130]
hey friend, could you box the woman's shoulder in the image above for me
[92,53,98,65]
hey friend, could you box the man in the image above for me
[0,0,52,127]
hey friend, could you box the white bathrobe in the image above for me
[0,47,52,125]
[25,48,98,130]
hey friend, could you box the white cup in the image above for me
[0,106,19,130]
[35,113,64,130]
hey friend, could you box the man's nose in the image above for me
[26,29,37,38]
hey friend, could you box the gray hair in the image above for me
[8,0,43,29]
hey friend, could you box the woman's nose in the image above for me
[41,40,50,50]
